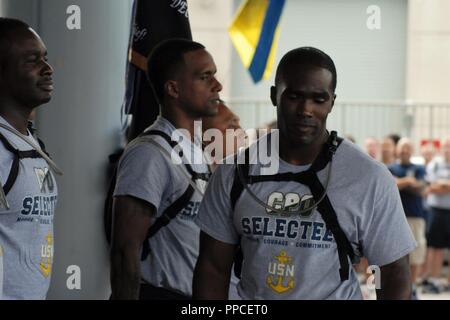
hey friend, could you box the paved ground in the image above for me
[360,280,450,300]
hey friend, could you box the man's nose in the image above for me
[42,60,54,76]
[296,99,314,117]
[212,76,222,92]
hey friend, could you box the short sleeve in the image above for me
[360,168,417,267]
[195,164,239,244]
[113,143,173,213]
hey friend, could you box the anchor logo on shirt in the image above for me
[266,250,295,294]
[39,233,53,278]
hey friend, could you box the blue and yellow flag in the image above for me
[229,0,286,83]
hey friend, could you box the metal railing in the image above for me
[226,99,450,148]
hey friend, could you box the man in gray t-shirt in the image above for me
[0,18,58,300]
[110,39,222,299]
[193,47,416,300]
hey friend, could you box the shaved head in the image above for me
[397,138,414,164]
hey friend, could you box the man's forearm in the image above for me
[376,257,411,300]
[110,249,141,300]
[405,181,426,196]
[193,259,230,299]
[428,182,450,194]
[395,178,411,190]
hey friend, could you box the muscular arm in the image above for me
[193,231,237,299]
[110,195,154,300]
[395,177,414,190]
[376,255,411,300]
[395,177,426,195]
[428,181,450,194]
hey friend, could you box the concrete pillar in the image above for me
[407,0,450,141]
[2,0,133,299]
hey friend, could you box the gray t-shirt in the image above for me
[114,116,209,297]
[0,116,58,300]
[196,135,416,300]
[426,158,450,209]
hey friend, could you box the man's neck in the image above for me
[0,102,32,135]
[279,131,328,166]
[383,156,395,165]
[161,108,200,142]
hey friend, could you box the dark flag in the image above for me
[123,0,192,141]
[104,0,192,244]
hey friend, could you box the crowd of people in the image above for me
[362,135,450,298]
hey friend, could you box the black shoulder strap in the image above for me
[231,132,342,210]
[142,129,204,179]
[230,147,250,210]
[140,184,195,261]
[230,132,354,281]
[0,132,46,196]
[305,171,355,281]
[0,132,20,197]
[138,129,207,260]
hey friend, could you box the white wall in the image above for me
[0,0,39,27]
[38,0,133,300]
[189,0,233,99]
[2,0,133,299]
[229,0,408,145]
[407,0,450,141]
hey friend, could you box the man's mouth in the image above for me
[37,80,54,92]
[293,122,316,130]
[210,97,222,105]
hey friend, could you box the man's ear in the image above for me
[330,93,337,112]
[165,80,179,99]
[270,86,277,107]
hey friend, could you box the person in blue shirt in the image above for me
[389,138,427,298]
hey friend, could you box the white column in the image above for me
[1,0,133,299]
[407,0,450,140]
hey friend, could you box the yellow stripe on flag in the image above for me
[228,0,281,81]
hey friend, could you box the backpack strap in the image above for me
[230,132,355,281]
[142,130,210,181]
[230,147,250,210]
[294,169,355,281]
[0,132,46,196]
[137,129,208,260]
[140,184,195,261]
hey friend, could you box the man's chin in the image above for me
[286,130,316,145]
[202,106,219,117]
[292,136,314,146]
[40,97,52,105]
[27,96,51,109]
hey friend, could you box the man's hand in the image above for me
[110,196,154,300]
